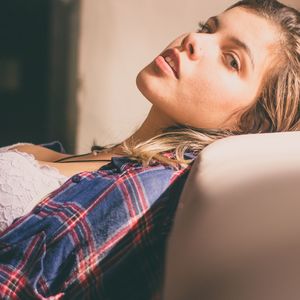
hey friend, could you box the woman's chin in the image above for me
[136,67,158,102]
[136,63,175,109]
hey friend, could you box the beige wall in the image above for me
[76,0,299,152]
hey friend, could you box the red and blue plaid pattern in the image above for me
[0,155,194,299]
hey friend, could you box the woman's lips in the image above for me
[154,56,178,79]
[161,48,180,79]
[154,48,180,79]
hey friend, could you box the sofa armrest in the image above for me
[163,131,300,300]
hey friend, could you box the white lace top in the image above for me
[0,143,68,232]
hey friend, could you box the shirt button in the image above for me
[72,174,81,183]
[33,206,42,214]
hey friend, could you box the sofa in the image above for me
[162,131,300,300]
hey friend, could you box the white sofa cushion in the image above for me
[163,131,300,300]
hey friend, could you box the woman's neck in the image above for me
[114,106,174,153]
[128,106,175,143]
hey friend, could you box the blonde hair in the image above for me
[99,0,300,169]
[119,127,241,169]
[229,0,300,133]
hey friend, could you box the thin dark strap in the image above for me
[55,159,111,163]
[54,142,122,163]
[54,152,90,162]
[54,152,110,163]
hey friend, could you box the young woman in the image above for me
[0,0,299,299]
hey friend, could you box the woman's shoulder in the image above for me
[0,142,34,153]
[0,142,70,162]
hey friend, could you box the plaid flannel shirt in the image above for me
[0,153,194,300]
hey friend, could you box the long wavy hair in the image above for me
[98,0,300,169]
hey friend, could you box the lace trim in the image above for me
[0,142,34,153]
[0,148,68,232]
[13,150,68,184]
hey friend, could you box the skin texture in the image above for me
[136,6,279,130]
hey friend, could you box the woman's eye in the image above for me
[225,53,240,71]
[197,21,211,33]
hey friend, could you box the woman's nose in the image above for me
[181,32,202,61]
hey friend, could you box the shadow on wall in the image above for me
[0,0,79,152]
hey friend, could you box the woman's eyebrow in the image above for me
[208,15,256,71]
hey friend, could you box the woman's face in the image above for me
[136,6,279,130]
